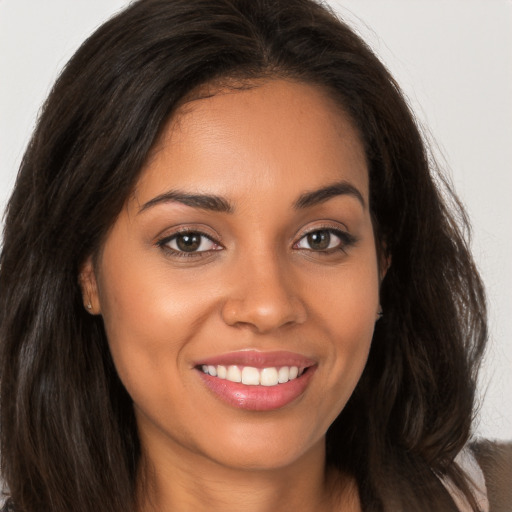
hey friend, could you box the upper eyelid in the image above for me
[157,226,222,245]
[157,231,223,258]
[298,226,346,238]
[294,222,351,239]
[293,225,357,250]
[295,228,350,243]
[160,233,219,248]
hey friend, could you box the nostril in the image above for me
[220,296,307,332]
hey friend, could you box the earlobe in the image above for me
[377,239,391,283]
[380,254,391,282]
[78,256,101,315]
[376,250,390,321]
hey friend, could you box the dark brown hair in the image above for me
[0,1,487,510]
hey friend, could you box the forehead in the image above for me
[132,79,368,208]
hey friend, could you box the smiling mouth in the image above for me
[195,350,316,410]
[199,364,307,387]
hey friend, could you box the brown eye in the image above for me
[176,233,202,252]
[161,231,220,254]
[295,228,355,253]
[306,230,331,251]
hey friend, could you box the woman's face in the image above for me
[84,79,382,471]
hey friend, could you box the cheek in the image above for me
[95,238,224,412]
[319,317,375,430]
[329,312,374,390]
[314,254,379,398]
[95,242,180,393]
[317,248,379,336]
[97,242,201,349]
[97,261,196,437]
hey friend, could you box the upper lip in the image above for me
[194,350,316,369]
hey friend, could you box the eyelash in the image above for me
[156,226,357,259]
[293,226,357,255]
[156,229,223,259]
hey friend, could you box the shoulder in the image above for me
[0,492,13,512]
[441,440,512,512]
[470,439,512,512]
[0,501,13,512]
[442,445,489,512]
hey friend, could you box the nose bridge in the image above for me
[221,244,306,332]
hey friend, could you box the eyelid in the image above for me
[293,222,357,252]
[156,226,224,257]
[294,221,350,240]
[155,224,222,243]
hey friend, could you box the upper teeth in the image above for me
[201,365,303,386]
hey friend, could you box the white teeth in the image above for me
[201,364,303,386]
[217,365,227,379]
[241,366,260,385]
[278,366,289,383]
[226,365,242,382]
[260,367,279,386]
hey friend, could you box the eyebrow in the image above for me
[138,190,234,214]
[138,179,365,215]
[294,181,366,210]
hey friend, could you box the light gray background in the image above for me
[1,0,511,440]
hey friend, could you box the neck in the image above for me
[136,433,359,512]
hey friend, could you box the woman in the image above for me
[0,0,503,510]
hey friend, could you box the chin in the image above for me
[197,418,327,472]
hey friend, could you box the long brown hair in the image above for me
[0,1,487,510]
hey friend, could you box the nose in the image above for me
[221,253,307,333]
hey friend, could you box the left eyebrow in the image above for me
[294,181,366,210]
[138,190,234,214]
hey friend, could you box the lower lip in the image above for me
[197,367,316,411]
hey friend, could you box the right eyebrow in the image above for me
[294,181,366,210]
[137,190,234,214]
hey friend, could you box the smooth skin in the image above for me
[81,79,384,512]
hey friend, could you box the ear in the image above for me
[379,253,391,282]
[376,252,390,321]
[377,241,391,284]
[78,256,101,315]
